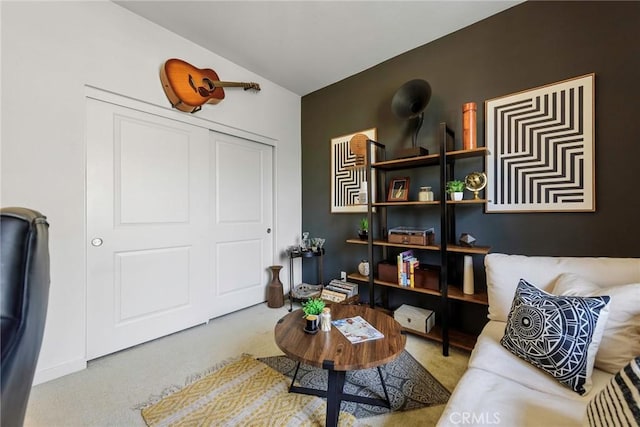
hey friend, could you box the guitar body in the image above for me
[160,59,226,113]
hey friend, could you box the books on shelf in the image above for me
[397,250,419,287]
[332,316,384,344]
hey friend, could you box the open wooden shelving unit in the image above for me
[346,124,490,355]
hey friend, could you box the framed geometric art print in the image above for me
[330,128,376,213]
[485,74,595,213]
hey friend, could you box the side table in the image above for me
[288,248,324,311]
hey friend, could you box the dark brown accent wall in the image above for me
[301,1,640,290]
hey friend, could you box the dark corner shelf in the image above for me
[446,198,487,205]
[446,286,489,305]
[347,239,489,255]
[346,273,488,306]
[371,147,489,171]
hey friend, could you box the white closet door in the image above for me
[86,98,210,359]
[209,131,274,318]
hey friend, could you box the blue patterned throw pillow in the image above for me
[501,279,610,395]
[586,356,640,427]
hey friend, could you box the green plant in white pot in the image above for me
[446,180,465,201]
[301,297,326,333]
[301,297,325,318]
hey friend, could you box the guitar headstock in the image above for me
[243,82,261,91]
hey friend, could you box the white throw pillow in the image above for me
[552,273,640,374]
[485,254,561,322]
[501,279,610,395]
[485,254,640,322]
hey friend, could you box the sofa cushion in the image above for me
[501,279,610,395]
[469,321,612,401]
[436,366,593,427]
[485,253,640,322]
[585,356,640,427]
[552,273,640,374]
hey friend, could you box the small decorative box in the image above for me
[394,304,435,334]
[388,227,435,246]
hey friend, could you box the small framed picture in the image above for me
[387,177,410,202]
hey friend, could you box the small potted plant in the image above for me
[358,217,369,240]
[301,297,325,333]
[446,180,465,201]
[301,297,326,317]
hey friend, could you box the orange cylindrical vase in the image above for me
[463,102,477,150]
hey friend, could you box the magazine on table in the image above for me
[332,316,384,344]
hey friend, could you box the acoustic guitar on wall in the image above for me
[160,58,261,113]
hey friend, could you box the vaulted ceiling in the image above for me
[116,1,521,96]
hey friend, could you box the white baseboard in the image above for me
[33,358,87,385]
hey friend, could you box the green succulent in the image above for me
[359,217,369,232]
[301,297,326,317]
[446,180,466,193]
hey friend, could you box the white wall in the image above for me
[1,1,301,383]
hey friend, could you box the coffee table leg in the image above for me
[377,366,391,406]
[325,368,345,427]
[289,361,301,392]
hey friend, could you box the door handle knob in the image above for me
[267,228,272,233]
[91,238,103,247]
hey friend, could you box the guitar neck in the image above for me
[216,81,247,88]
[215,81,260,90]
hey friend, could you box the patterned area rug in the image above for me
[259,350,450,418]
[139,355,356,426]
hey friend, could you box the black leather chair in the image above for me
[1,207,50,427]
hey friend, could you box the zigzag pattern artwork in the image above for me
[486,74,595,212]
[331,128,376,213]
[334,141,364,206]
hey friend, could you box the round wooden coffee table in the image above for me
[274,304,406,427]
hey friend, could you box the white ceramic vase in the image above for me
[358,260,370,276]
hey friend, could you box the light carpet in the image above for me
[139,354,356,427]
[259,350,451,418]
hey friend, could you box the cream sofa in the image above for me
[438,253,640,427]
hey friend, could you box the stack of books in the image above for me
[321,279,359,302]
[397,250,419,288]
[321,288,347,302]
